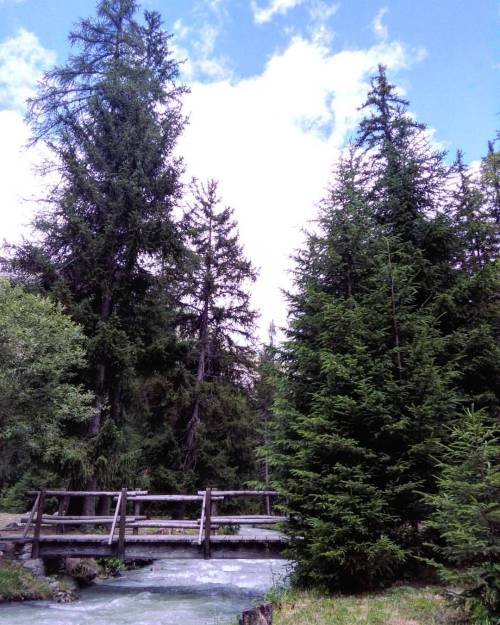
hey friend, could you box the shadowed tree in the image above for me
[181,179,257,482]
[8,0,187,509]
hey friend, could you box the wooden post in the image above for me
[203,487,212,559]
[133,501,141,535]
[57,495,70,535]
[117,488,127,560]
[31,489,46,558]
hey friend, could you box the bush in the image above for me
[425,408,500,624]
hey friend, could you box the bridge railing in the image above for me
[18,487,286,560]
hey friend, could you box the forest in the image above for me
[0,1,498,623]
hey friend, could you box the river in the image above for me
[0,530,290,625]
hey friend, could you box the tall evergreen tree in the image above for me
[9,0,187,503]
[266,73,465,590]
[179,179,258,487]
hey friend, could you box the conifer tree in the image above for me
[266,75,464,590]
[425,408,500,624]
[445,145,500,416]
[180,179,258,487]
[9,0,187,502]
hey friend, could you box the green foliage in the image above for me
[179,178,258,487]
[265,67,499,592]
[425,408,500,624]
[0,562,51,602]
[8,0,189,492]
[0,280,93,508]
[97,558,124,577]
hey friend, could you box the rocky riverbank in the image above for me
[0,560,79,603]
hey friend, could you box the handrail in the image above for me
[108,491,122,545]
[197,490,278,497]
[22,492,40,539]
[27,490,147,497]
[198,490,207,546]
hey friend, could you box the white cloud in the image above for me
[373,7,389,41]
[0,28,55,110]
[172,17,232,80]
[0,25,425,338]
[0,30,53,245]
[178,35,420,335]
[251,0,306,24]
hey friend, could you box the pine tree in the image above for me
[8,0,187,502]
[180,179,258,487]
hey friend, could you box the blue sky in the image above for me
[1,0,498,159]
[0,0,498,334]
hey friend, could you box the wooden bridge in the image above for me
[0,488,288,561]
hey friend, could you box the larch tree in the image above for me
[9,0,187,507]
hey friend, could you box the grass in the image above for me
[271,585,460,625]
[0,561,51,602]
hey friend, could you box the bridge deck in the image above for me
[1,533,287,560]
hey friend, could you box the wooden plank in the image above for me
[108,491,122,546]
[22,493,40,539]
[129,520,201,529]
[20,517,144,526]
[198,490,278,497]
[198,490,207,546]
[203,488,212,559]
[31,489,45,558]
[211,516,287,525]
[122,495,204,502]
[27,490,147,497]
[117,487,127,560]
[21,515,145,522]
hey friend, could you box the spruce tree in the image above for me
[8,0,187,502]
[445,145,500,416]
[180,179,258,488]
[425,409,500,624]
[266,73,464,590]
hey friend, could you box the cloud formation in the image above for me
[373,7,389,41]
[0,29,53,244]
[0,21,425,336]
[251,0,306,25]
[0,28,55,110]
[179,34,420,334]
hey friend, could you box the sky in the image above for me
[0,0,498,339]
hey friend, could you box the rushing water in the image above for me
[0,530,290,625]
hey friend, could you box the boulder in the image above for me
[22,558,46,577]
[64,558,98,585]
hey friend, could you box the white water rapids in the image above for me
[0,530,291,625]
